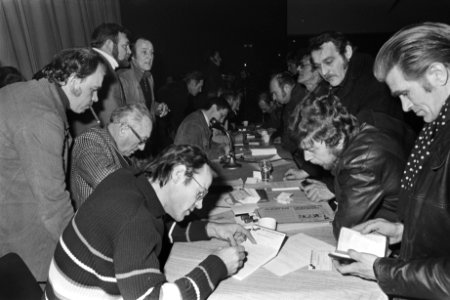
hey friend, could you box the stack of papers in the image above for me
[250,147,277,156]
[234,227,286,280]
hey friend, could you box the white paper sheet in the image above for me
[233,227,286,280]
[264,233,335,276]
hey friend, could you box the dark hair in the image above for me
[145,144,210,187]
[183,70,204,83]
[308,31,351,56]
[41,48,105,84]
[374,22,450,82]
[297,94,359,153]
[0,66,25,88]
[130,37,152,57]
[91,23,129,49]
[206,96,231,111]
[270,72,296,88]
[110,103,153,124]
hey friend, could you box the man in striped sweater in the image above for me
[45,144,253,300]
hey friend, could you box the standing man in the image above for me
[118,37,169,156]
[71,104,153,208]
[0,48,106,281]
[71,23,132,136]
[157,71,204,137]
[45,145,253,300]
[309,31,404,123]
[335,22,450,299]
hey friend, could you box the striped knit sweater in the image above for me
[45,168,227,300]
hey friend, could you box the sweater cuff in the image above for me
[188,220,210,241]
[178,254,227,300]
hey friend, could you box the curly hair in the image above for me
[41,48,105,85]
[297,94,359,153]
[145,144,211,187]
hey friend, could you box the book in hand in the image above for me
[329,227,388,264]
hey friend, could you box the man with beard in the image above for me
[71,23,132,136]
[297,94,406,239]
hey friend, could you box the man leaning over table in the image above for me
[0,48,106,282]
[294,94,406,239]
[333,22,450,300]
[45,144,254,300]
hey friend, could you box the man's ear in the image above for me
[171,165,187,184]
[344,45,353,61]
[426,62,449,87]
[104,39,115,53]
[67,74,82,96]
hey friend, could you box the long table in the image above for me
[164,146,387,300]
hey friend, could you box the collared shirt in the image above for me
[93,48,118,70]
[201,110,210,127]
[54,83,70,110]
[131,60,147,81]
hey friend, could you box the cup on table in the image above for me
[258,217,277,230]
[259,159,272,181]
[260,129,270,145]
[242,120,249,127]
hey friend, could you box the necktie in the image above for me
[140,72,153,111]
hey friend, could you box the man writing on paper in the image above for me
[45,144,254,300]
[295,94,406,238]
[334,22,450,300]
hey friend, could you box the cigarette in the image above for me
[90,106,101,126]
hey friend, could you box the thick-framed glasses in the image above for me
[191,176,208,202]
[127,124,147,146]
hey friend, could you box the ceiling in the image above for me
[287,0,450,35]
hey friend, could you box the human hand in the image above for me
[352,218,404,245]
[157,102,170,117]
[206,222,256,246]
[213,245,246,276]
[301,179,335,202]
[333,250,377,280]
[283,168,309,181]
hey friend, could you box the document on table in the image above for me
[264,233,335,276]
[234,227,286,280]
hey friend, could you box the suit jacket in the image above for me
[174,110,211,152]
[0,79,74,281]
[117,62,157,117]
[70,127,130,209]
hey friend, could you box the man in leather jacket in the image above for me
[296,94,406,239]
[334,22,450,300]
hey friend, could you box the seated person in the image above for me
[221,89,242,130]
[174,97,230,159]
[45,144,254,300]
[292,94,406,238]
[257,91,282,131]
[70,103,153,208]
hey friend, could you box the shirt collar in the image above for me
[93,48,119,70]
[201,110,210,127]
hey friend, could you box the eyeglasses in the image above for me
[191,176,208,202]
[127,124,148,146]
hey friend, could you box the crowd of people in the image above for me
[0,20,449,300]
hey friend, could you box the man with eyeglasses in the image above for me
[71,103,153,209]
[45,144,254,300]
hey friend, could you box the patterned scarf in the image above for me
[401,99,450,191]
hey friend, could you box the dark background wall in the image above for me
[120,0,286,89]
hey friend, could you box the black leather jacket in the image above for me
[374,108,450,300]
[332,124,406,238]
